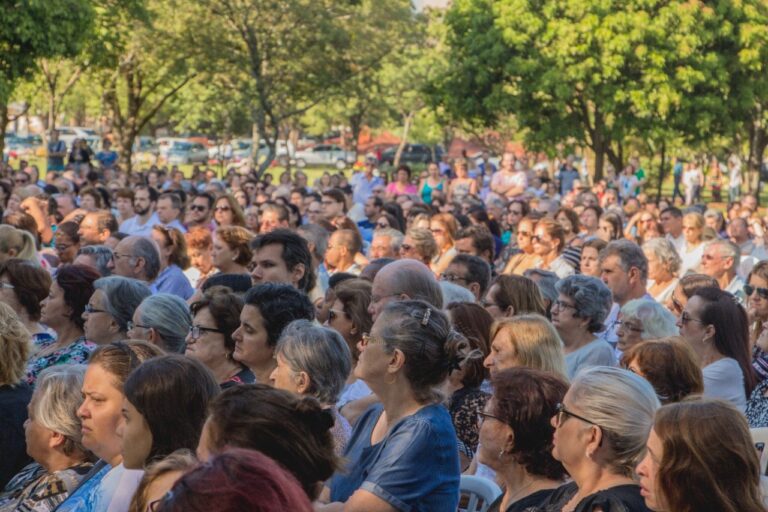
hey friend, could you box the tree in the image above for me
[431,0,757,180]
[0,0,93,155]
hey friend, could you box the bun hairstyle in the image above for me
[205,384,338,500]
[378,300,480,403]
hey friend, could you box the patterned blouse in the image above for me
[448,386,490,457]
[25,337,96,385]
[746,378,768,428]
[0,461,93,512]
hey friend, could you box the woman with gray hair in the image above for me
[551,275,615,379]
[642,237,681,304]
[270,319,353,454]
[127,294,192,353]
[82,276,151,345]
[616,298,678,352]
[0,365,94,511]
[542,366,660,511]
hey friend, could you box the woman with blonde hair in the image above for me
[482,274,547,319]
[637,398,764,512]
[212,225,253,275]
[213,194,246,228]
[0,225,38,264]
[503,217,541,275]
[0,301,33,488]
[680,211,706,274]
[430,213,458,275]
[399,227,438,266]
[643,237,681,303]
[127,449,197,512]
[532,217,575,278]
[484,314,567,380]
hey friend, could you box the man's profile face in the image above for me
[250,243,297,288]
[454,237,478,257]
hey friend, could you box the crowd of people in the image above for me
[0,146,766,511]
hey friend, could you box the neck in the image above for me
[370,376,424,426]
[561,329,595,353]
[567,462,634,502]
[617,287,645,307]
[716,272,734,290]
[542,251,558,265]
[651,274,674,288]
[23,318,44,335]
[251,359,277,385]
[107,452,123,468]
[498,463,560,511]
[52,322,85,346]
[139,211,153,223]
[697,340,725,367]
[337,257,355,272]
[220,261,247,274]
[209,358,243,383]
[42,450,86,474]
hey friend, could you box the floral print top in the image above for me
[25,336,96,385]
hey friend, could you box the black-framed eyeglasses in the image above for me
[555,403,602,429]
[127,321,151,332]
[615,320,643,333]
[680,312,705,325]
[745,284,768,300]
[481,299,499,309]
[84,304,107,314]
[477,411,504,425]
[188,325,223,339]
[214,206,231,212]
[440,273,467,284]
[189,204,208,212]
[552,300,578,312]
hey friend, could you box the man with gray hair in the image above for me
[701,239,745,302]
[74,245,114,276]
[111,235,161,284]
[369,228,403,259]
[368,259,443,321]
[598,239,651,347]
[128,294,193,353]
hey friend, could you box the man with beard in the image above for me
[119,185,160,236]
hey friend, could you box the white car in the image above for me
[165,140,209,164]
[294,144,355,169]
[56,126,100,149]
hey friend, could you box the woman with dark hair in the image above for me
[532,218,575,278]
[677,286,755,411]
[597,211,623,242]
[374,212,402,233]
[323,301,473,511]
[150,225,193,300]
[155,448,313,512]
[665,273,718,316]
[555,207,582,248]
[54,221,81,265]
[483,274,547,319]
[213,194,246,228]
[197,384,338,501]
[481,368,569,512]
[444,302,493,462]
[620,337,704,405]
[55,341,164,512]
[26,264,100,384]
[637,398,764,512]
[121,355,219,470]
[385,165,417,200]
[0,259,52,344]
[187,286,254,388]
[746,261,768,382]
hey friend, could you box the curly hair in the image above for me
[555,274,612,333]
[0,302,31,385]
[491,367,568,480]
[215,226,254,266]
[243,283,315,347]
[190,286,244,355]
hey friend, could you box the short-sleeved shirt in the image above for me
[47,140,67,171]
[539,482,651,512]
[702,357,746,412]
[329,403,460,511]
[558,167,580,195]
[150,264,194,300]
[565,339,616,379]
[25,337,96,385]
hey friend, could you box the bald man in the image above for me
[368,259,443,321]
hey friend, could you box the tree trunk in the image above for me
[753,127,767,201]
[349,110,364,158]
[393,111,414,168]
[251,121,261,177]
[0,103,8,161]
[656,141,666,203]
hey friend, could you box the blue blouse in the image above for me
[329,403,460,512]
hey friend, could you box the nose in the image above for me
[483,353,493,369]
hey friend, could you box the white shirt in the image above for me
[666,232,686,254]
[119,212,160,237]
[702,358,746,412]
[680,241,705,275]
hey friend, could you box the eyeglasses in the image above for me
[509,210,523,216]
[113,252,135,261]
[477,411,504,425]
[376,222,389,229]
[188,325,223,340]
[745,285,768,299]
[440,273,467,284]
[517,231,531,238]
[680,312,705,325]
[481,299,499,309]
[214,206,231,212]
[0,282,14,289]
[400,243,412,251]
[361,332,385,346]
[14,178,29,184]
[84,304,107,314]
[552,300,577,312]
[615,320,643,333]
[555,402,602,429]
[126,321,151,332]
[307,209,322,215]
[190,205,208,212]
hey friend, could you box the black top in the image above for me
[538,481,652,512]
[0,383,33,488]
[488,488,558,512]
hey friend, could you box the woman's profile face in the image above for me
[636,427,663,510]
[118,398,154,469]
[77,363,125,463]
[598,219,615,242]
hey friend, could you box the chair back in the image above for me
[459,475,502,512]
[751,427,768,476]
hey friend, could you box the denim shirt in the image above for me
[150,264,194,300]
[329,403,460,512]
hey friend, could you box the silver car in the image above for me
[166,141,209,164]
[294,144,355,169]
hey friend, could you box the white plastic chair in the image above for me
[751,427,768,476]
[458,475,502,512]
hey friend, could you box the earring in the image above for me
[498,449,505,460]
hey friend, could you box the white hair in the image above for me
[620,298,678,340]
[440,281,476,306]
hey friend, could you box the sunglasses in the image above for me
[745,285,768,299]
[190,205,207,212]
[215,206,231,212]
[517,231,532,238]
[400,243,412,251]
[377,222,389,229]
[679,312,705,326]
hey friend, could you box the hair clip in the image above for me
[421,308,431,326]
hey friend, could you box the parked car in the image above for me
[166,140,209,164]
[380,144,444,166]
[294,144,355,169]
[56,126,100,149]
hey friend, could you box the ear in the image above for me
[503,427,515,454]
[704,323,717,342]
[49,430,67,450]
[468,282,481,299]
[388,347,406,374]
[295,371,310,394]
[291,262,306,287]
[585,425,603,457]
[504,305,515,317]
[7,248,17,257]
[147,328,160,345]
